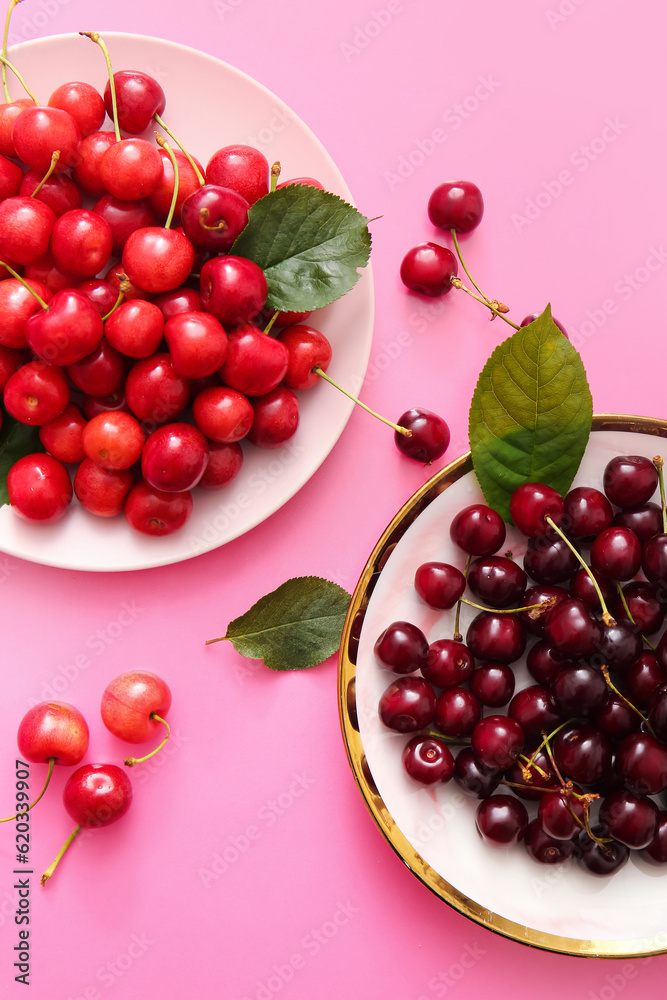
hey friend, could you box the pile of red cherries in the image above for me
[0,42,338,535]
[376,454,667,876]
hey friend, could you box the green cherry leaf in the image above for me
[0,415,44,506]
[208,576,352,671]
[231,185,371,312]
[469,305,593,522]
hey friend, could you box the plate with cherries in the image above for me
[340,415,667,958]
[0,32,374,571]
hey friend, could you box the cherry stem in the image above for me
[263,312,279,336]
[615,583,655,650]
[654,455,667,534]
[125,714,171,766]
[422,731,471,746]
[544,515,616,626]
[1,0,23,101]
[452,553,471,642]
[198,206,227,233]
[460,596,552,616]
[30,150,60,197]
[41,824,81,886]
[81,32,121,142]
[154,134,179,229]
[270,161,281,193]
[600,664,654,734]
[449,276,517,326]
[312,366,411,436]
[0,260,48,309]
[0,757,55,822]
[517,753,549,781]
[0,51,38,104]
[101,289,124,322]
[153,112,205,186]
[524,720,572,774]
[449,230,518,328]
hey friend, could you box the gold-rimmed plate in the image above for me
[339,415,667,958]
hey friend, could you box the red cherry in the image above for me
[93,194,157,256]
[0,196,56,264]
[246,385,299,448]
[7,453,72,523]
[278,325,332,390]
[104,299,165,358]
[200,256,268,326]
[0,98,35,158]
[48,81,105,137]
[148,148,204,220]
[219,323,288,395]
[82,411,145,470]
[72,130,116,196]
[63,762,132,829]
[198,441,243,490]
[122,227,195,294]
[0,277,53,349]
[141,422,209,492]
[39,402,87,464]
[125,353,191,424]
[101,670,171,744]
[4,360,69,425]
[100,138,163,201]
[67,340,126,397]
[26,288,104,366]
[17,701,89,765]
[124,480,193,536]
[104,71,166,135]
[20,168,82,217]
[192,387,254,443]
[12,105,81,173]
[206,144,269,204]
[73,458,134,517]
[50,209,113,278]
[164,311,228,378]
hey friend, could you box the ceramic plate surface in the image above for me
[0,33,374,571]
[340,415,667,958]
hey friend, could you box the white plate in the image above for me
[0,33,374,571]
[340,417,667,957]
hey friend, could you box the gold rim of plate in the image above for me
[338,414,667,959]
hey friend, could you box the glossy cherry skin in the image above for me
[550,664,607,718]
[20,168,82,218]
[524,820,576,864]
[475,794,528,847]
[467,555,526,608]
[537,787,586,840]
[519,585,569,638]
[93,194,157,256]
[508,684,561,741]
[612,502,662,543]
[12,105,81,173]
[164,311,228,379]
[124,481,193,536]
[17,701,89,765]
[472,714,524,770]
[0,345,29,389]
[180,184,249,251]
[39,402,86,464]
[400,242,458,296]
[123,227,195,295]
[414,561,465,609]
[505,749,557,801]
[0,277,53,349]
[374,621,429,674]
[205,144,269,205]
[7,453,72,523]
[154,287,202,320]
[603,454,659,507]
[378,676,436,732]
[428,180,484,233]
[26,288,104,367]
[198,442,243,490]
[278,325,332,391]
[200,256,268,326]
[0,98,35,158]
[642,534,667,586]
[0,196,56,264]
[0,151,22,198]
[246,386,299,448]
[466,611,525,663]
[192,387,254,444]
[623,652,667,709]
[394,408,450,462]
[82,411,145,471]
[434,687,481,737]
[104,300,165,359]
[72,130,116,196]
[73,460,134,518]
[562,486,613,538]
[141,422,209,492]
[402,736,454,785]
[616,732,667,795]
[450,503,506,556]
[422,639,474,688]
[100,138,163,201]
[590,526,641,581]
[453,747,501,798]
[553,724,612,786]
[592,620,642,672]
[104,70,166,134]
[4,361,69,425]
[570,566,615,613]
[544,598,601,657]
[577,827,629,876]
[523,535,580,585]
[125,354,191,425]
[469,662,515,707]
[599,790,658,850]
[101,670,172,744]
[643,812,667,863]
[510,482,564,537]
[48,81,106,137]
[63,763,132,829]
[67,340,126,397]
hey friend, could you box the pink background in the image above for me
[0,0,665,997]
